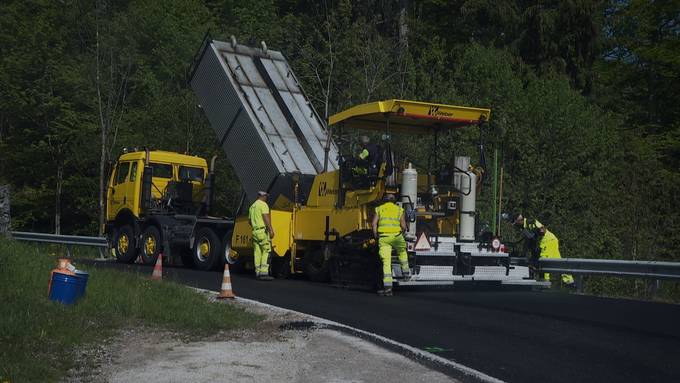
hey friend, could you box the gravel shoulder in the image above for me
[65,292,457,383]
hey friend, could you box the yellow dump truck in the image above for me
[105,149,232,270]
[188,37,544,287]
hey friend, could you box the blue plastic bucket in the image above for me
[49,272,80,305]
[75,271,89,298]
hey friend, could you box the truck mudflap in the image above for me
[391,265,551,287]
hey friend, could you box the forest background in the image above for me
[1,0,678,295]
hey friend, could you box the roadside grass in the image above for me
[0,238,261,382]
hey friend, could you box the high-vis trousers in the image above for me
[540,236,574,284]
[252,228,271,276]
[378,233,409,288]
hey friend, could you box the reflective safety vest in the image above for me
[359,148,369,160]
[523,218,558,247]
[249,199,269,230]
[376,202,403,234]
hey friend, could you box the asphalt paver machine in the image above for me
[189,37,545,288]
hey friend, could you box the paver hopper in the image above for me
[188,37,339,206]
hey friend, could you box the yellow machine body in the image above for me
[229,99,491,274]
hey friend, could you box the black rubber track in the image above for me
[86,260,680,383]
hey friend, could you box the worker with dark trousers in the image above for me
[249,191,274,281]
[512,213,574,286]
[372,192,410,296]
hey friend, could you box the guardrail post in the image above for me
[0,185,10,236]
[575,275,584,294]
[646,279,660,298]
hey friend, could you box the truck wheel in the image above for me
[304,245,332,282]
[223,231,245,273]
[140,225,161,265]
[114,225,137,263]
[193,227,221,271]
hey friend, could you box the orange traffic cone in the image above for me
[216,263,235,299]
[150,253,163,280]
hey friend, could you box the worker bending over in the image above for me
[512,214,574,286]
[372,192,411,296]
[249,191,274,281]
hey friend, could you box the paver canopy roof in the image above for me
[329,99,491,134]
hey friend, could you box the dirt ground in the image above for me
[64,295,457,383]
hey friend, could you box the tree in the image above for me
[0,0,95,234]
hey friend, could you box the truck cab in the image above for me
[106,150,208,221]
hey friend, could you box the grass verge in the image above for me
[0,237,261,382]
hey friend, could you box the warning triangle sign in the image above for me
[414,232,431,251]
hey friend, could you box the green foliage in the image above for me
[415,0,605,93]
[0,238,259,382]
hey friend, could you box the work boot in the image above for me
[377,287,393,296]
[260,275,274,281]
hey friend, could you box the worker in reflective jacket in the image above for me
[513,214,574,286]
[249,191,274,281]
[353,136,380,176]
[372,192,410,296]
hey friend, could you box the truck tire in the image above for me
[223,231,245,273]
[304,244,332,282]
[140,225,161,265]
[192,227,221,271]
[114,225,137,263]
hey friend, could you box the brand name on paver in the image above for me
[318,181,338,197]
[428,106,452,117]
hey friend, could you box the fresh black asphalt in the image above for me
[86,260,680,383]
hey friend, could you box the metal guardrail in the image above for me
[538,258,680,280]
[10,231,109,258]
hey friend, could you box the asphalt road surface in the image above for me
[87,260,680,383]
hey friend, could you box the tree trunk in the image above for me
[398,0,409,48]
[0,185,10,235]
[96,13,106,236]
[55,164,63,235]
[398,0,409,96]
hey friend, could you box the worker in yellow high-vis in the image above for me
[352,136,380,176]
[512,214,574,286]
[249,191,274,281]
[372,192,410,296]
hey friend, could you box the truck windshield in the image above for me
[179,166,204,182]
[150,163,173,179]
